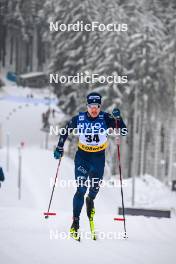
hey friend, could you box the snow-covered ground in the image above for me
[0,81,176,264]
[0,80,63,147]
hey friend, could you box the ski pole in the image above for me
[115,119,127,238]
[44,158,62,219]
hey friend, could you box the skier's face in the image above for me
[87,104,101,118]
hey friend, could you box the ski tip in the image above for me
[70,235,81,242]
[70,228,81,242]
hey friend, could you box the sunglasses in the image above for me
[87,104,101,109]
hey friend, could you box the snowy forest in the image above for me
[0,0,176,183]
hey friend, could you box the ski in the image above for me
[89,208,97,240]
[86,196,97,240]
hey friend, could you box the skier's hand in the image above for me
[54,146,64,159]
[112,108,121,119]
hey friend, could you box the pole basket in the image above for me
[114,217,125,221]
[43,212,56,218]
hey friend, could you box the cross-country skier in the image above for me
[54,92,127,241]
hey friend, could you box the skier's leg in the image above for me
[86,152,105,217]
[70,151,89,240]
[88,152,105,200]
[85,152,105,240]
[73,181,87,218]
[73,151,89,219]
[86,174,102,219]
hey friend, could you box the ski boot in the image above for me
[70,217,80,242]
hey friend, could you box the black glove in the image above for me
[54,146,64,159]
[112,108,121,119]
